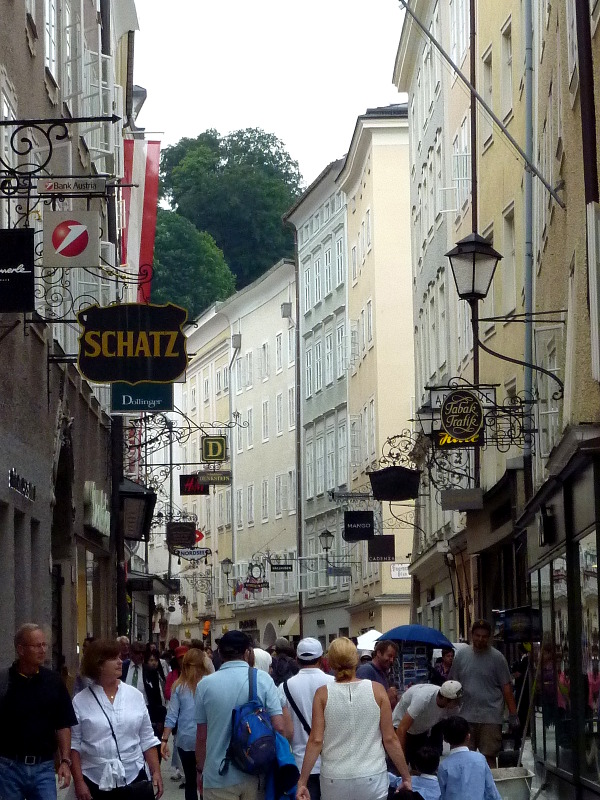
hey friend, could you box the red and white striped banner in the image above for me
[122,138,161,304]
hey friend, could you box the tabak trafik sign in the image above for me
[77,303,187,384]
[438,388,484,448]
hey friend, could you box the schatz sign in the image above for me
[77,303,188,384]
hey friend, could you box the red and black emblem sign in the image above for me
[77,302,188,385]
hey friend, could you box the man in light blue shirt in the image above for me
[195,631,284,800]
[438,717,501,800]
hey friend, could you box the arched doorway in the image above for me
[263,622,277,649]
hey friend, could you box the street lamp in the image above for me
[446,233,503,302]
[220,557,233,576]
[318,529,335,554]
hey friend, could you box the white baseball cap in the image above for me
[296,637,323,661]
[439,680,463,700]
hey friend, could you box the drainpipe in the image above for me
[523,0,534,498]
[575,0,599,206]
[292,229,304,639]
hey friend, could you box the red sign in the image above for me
[52,219,90,257]
[179,475,210,496]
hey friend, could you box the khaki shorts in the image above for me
[204,776,264,800]
[468,722,502,758]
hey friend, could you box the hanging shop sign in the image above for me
[179,475,210,496]
[327,565,352,577]
[433,429,483,448]
[193,470,232,486]
[440,389,484,443]
[43,210,100,269]
[166,521,197,550]
[343,510,375,542]
[430,385,496,409]
[368,535,396,562]
[270,563,293,573]
[111,382,174,413]
[76,302,188,384]
[201,435,228,462]
[390,563,410,579]
[37,176,107,195]
[244,578,269,590]
[176,548,212,561]
[0,229,35,313]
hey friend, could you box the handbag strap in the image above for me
[89,686,122,762]
[283,680,311,736]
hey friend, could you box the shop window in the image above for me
[578,530,600,784]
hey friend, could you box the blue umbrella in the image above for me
[380,624,453,649]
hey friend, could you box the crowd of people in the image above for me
[0,619,524,800]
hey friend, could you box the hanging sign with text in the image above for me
[439,389,484,446]
[179,475,211,496]
[202,436,228,462]
[0,229,35,313]
[343,510,375,542]
[368,535,396,562]
[166,521,197,550]
[44,210,100,269]
[76,302,188,384]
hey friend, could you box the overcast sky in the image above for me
[133,1,406,186]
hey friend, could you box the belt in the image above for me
[0,754,52,765]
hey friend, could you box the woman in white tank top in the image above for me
[296,637,412,800]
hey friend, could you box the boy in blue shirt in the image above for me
[390,747,441,800]
[438,717,501,800]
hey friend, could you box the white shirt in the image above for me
[124,661,148,705]
[72,682,159,789]
[277,667,335,773]
[392,683,453,735]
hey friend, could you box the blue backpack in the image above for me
[219,666,277,776]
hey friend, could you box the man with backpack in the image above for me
[278,638,334,800]
[195,630,285,800]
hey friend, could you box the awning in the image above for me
[127,570,180,596]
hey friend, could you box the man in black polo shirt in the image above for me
[0,623,77,800]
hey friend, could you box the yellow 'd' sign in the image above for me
[202,435,227,462]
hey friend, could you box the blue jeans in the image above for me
[0,757,57,800]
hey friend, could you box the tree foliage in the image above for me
[152,209,235,320]
[160,128,301,288]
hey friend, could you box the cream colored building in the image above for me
[337,104,414,634]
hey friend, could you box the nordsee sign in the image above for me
[111,382,174,413]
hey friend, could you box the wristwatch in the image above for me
[60,758,72,768]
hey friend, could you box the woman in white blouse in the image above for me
[71,640,163,800]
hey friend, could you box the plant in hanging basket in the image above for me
[367,464,421,501]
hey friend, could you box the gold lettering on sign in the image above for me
[82,330,181,358]
[441,389,484,441]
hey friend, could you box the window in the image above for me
[247,408,254,448]
[503,206,516,314]
[216,370,222,395]
[306,441,314,499]
[235,358,243,394]
[482,47,493,145]
[304,266,311,312]
[275,333,282,372]
[275,474,285,517]
[218,492,224,527]
[261,480,269,521]
[226,488,231,525]
[236,488,243,529]
[288,328,295,366]
[247,484,255,525]
[315,437,325,495]
[326,429,335,490]
[236,422,243,453]
[361,222,366,263]
[566,0,578,89]
[305,347,313,398]
[223,368,229,393]
[262,400,269,441]
[203,377,209,402]
[366,210,372,249]
[351,246,357,282]
[324,248,332,295]
[314,340,323,392]
[314,258,322,303]
[360,309,366,353]
[366,300,373,344]
[501,20,513,118]
[335,238,344,286]
[438,281,447,366]
[260,342,269,380]
[45,0,58,77]
[288,386,295,429]
[287,469,296,512]
[337,422,348,486]
[350,417,361,467]
[369,399,376,455]
[191,386,197,409]
[243,352,252,388]
[276,393,283,435]
[325,332,333,385]
[336,324,345,378]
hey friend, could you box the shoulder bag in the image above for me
[282,680,311,736]
[89,687,156,800]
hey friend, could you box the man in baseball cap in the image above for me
[393,679,463,768]
[277,638,334,800]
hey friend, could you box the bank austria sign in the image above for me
[77,302,188,384]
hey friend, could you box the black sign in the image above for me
[202,436,228,462]
[179,475,210,496]
[166,521,196,550]
[0,229,35,312]
[368,536,396,562]
[440,389,484,442]
[270,563,293,573]
[244,580,269,590]
[193,471,232,485]
[343,510,375,542]
[77,302,188,384]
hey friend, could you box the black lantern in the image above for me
[220,557,233,576]
[119,478,157,541]
[446,232,503,301]
[368,465,421,501]
[318,529,335,553]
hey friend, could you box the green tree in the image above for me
[152,209,235,320]
[161,128,302,287]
